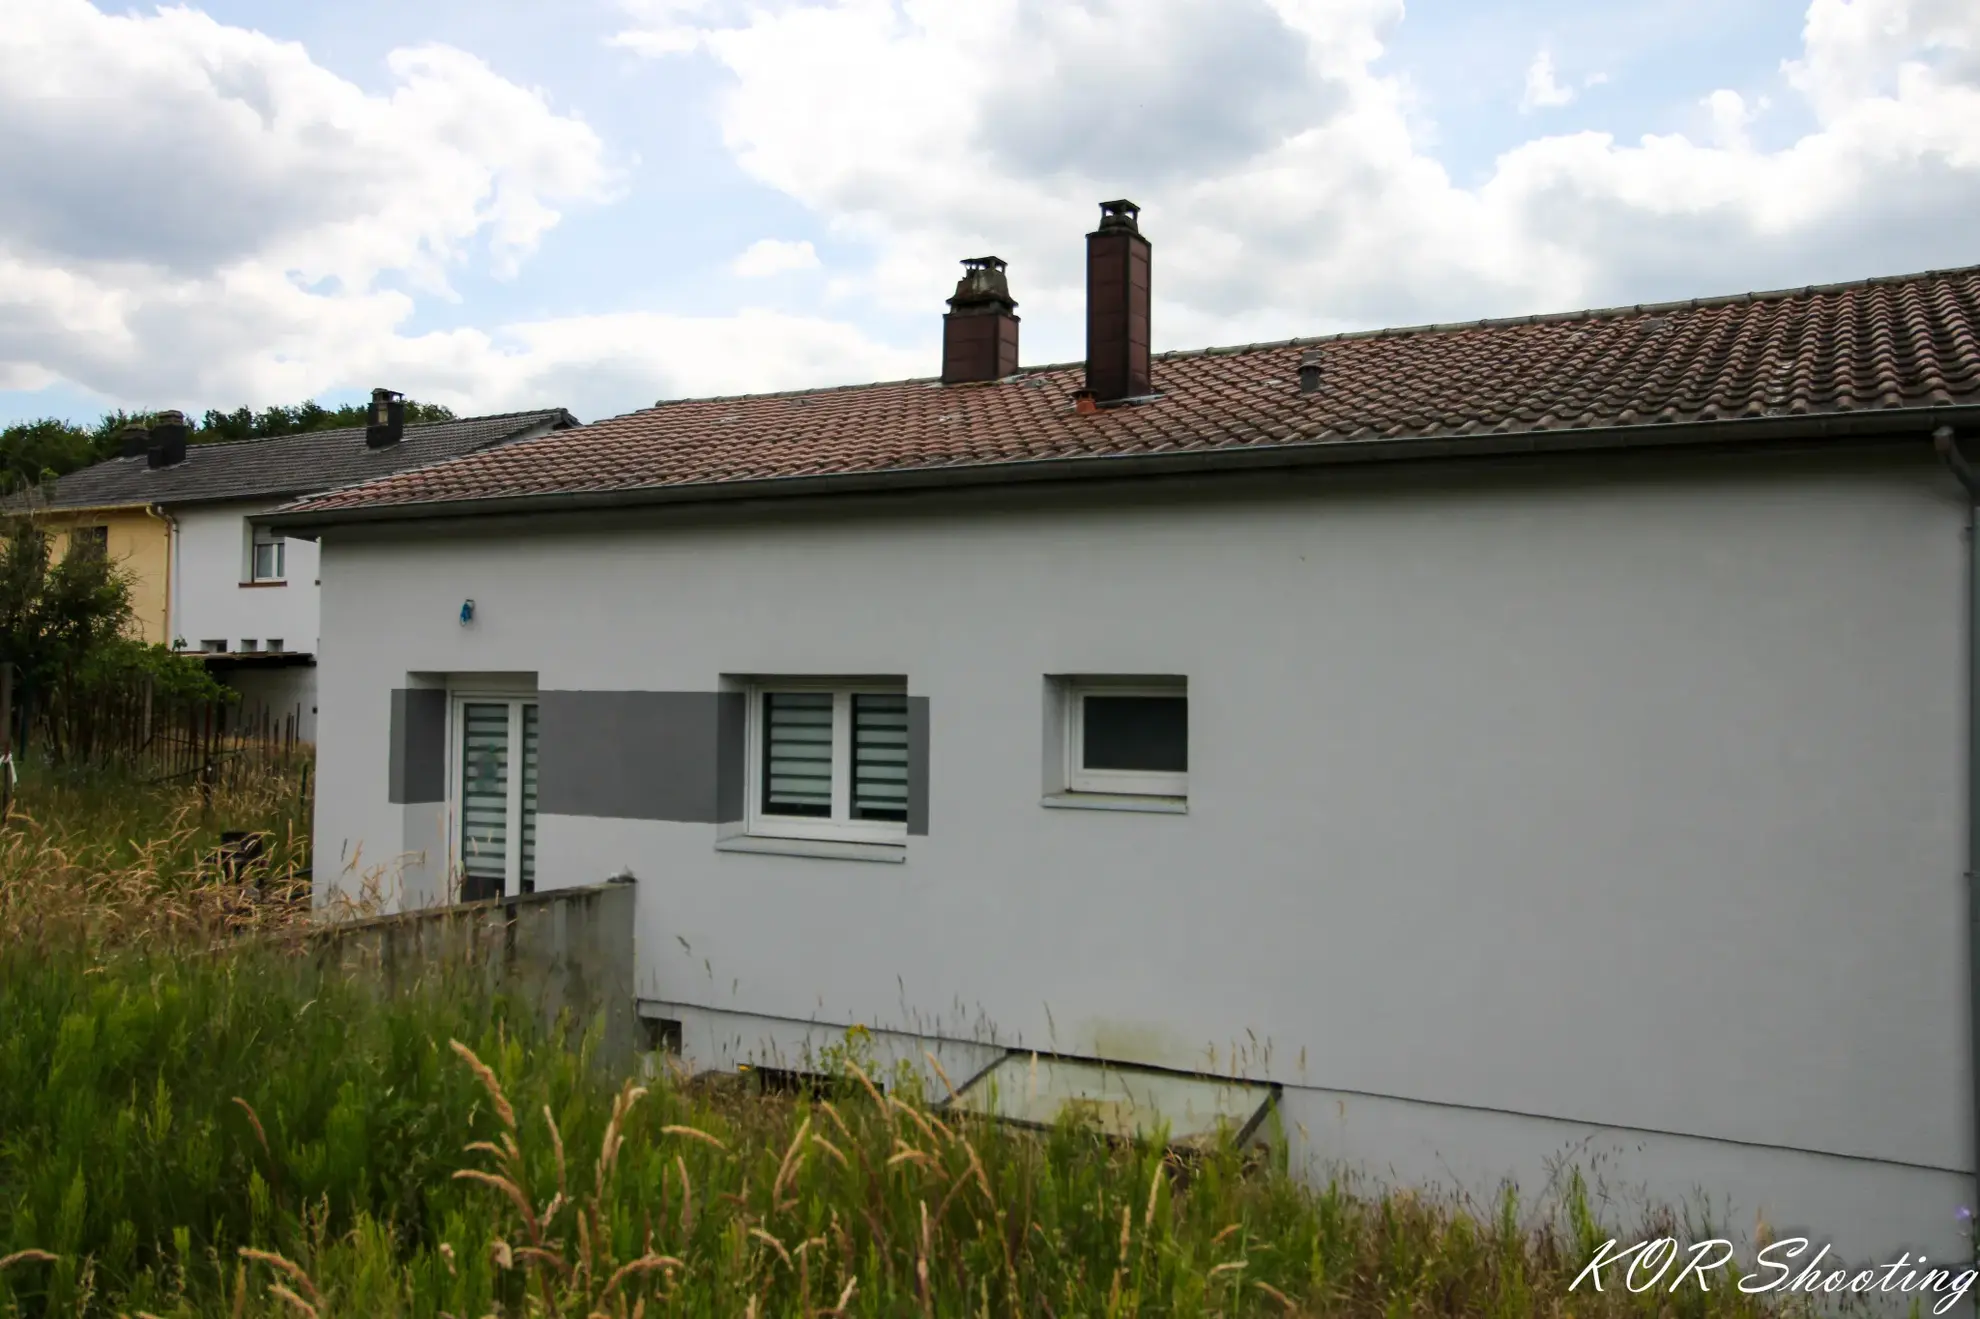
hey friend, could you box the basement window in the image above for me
[200,639,227,654]
[746,681,908,845]
[266,639,284,653]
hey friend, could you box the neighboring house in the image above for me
[29,498,173,642]
[272,201,1980,1265]
[32,398,577,738]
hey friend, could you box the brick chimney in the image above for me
[366,388,406,448]
[119,422,150,459]
[941,257,1020,384]
[145,411,188,469]
[1085,199,1151,404]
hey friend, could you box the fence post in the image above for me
[0,663,13,824]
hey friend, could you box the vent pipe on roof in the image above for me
[120,423,150,459]
[942,257,1020,384]
[1085,199,1151,405]
[1298,349,1323,395]
[146,411,188,469]
[367,388,406,448]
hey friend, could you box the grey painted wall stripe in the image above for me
[535,689,922,831]
[907,695,930,836]
[715,691,746,824]
[538,691,728,823]
[388,688,448,805]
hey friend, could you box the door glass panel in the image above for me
[459,702,510,900]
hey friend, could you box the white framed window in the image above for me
[1060,678,1187,799]
[239,639,259,653]
[200,639,226,654]
[449,694,540,901]
[266,638,284,653]
[250,524,286,582]
[746,680,908,845]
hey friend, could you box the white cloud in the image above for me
[1704,89,1763,151]
[0,0,625,411]
[402,308,925,413]
[612,0,1980,360]
[1520,49,1576,112]
[0,0,921,422]
[7,0,1980,428]
[731,238,821,277]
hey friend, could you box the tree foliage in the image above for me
[0,518,228,760]
[0,396,459,494]
[0,517,133,696]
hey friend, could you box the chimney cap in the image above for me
[947,255,1017,315]
[1094,199,1141,234]
[367,387,408,448]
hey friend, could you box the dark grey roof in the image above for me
[25,409,578,510]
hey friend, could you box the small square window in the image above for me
[748,681,908,844]
[1058,677,1187,799]
[250,524,286,582]
[240,639,259,653]
[266,638,284,653]
[69,526,109,561]
[200,639,227,654]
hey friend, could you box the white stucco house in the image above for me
[34,401,576,738]
[272,201,1980,1267]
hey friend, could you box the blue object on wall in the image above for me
[460,599,475,626]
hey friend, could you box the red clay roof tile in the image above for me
[285,266,1980,517]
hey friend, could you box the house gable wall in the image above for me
[312,446,1969,1249]
[38,508,170,643]
[173,500,320,654]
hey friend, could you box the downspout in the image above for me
[1934,423,1980,1236]
[142,504,181,647]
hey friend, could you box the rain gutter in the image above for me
[261,403,1980,540]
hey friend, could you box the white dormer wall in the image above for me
[171,499,321,738]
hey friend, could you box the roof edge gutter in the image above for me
[264,403,1980,540]
[1934,423,1980,1244]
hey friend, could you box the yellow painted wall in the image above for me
[41,507,172,643]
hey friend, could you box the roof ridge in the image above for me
[72,407,569,461]
[633,263,1980,411]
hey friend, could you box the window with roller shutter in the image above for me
[748,681,909,844]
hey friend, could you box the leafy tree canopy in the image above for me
[0,396,458,495]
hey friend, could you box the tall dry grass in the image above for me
[0,768,1827,1317]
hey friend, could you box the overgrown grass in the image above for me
[0,773,1815,1317]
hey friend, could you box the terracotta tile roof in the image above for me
[282,267,1980,518]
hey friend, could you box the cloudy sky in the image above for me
[1,0,1975,428]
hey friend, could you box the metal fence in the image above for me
[0,665,311,803]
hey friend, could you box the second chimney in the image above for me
[941,257,1020,384]
[146,411,188,469]
[1085,199,1151,405]
[120,422,150,459]
[366,388,406,448]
